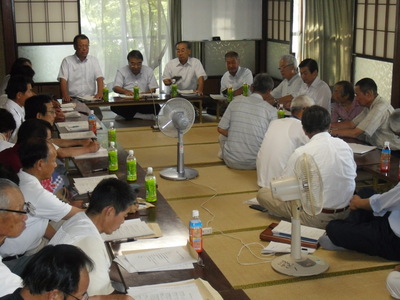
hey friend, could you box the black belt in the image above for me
[2,253,25,262]
[321,206,349,214]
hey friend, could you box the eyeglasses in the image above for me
[278,64,294,71]
[64,291,89,300]
[0,202,36,216]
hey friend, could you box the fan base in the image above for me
[159,167,199,181]
[271,254,328,277]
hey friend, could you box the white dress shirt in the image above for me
[297,77,332,112]
[113,65,158,92]
[4,99,24,143]
[220,66,253,93]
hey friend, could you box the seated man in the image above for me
[266,54,303,108]
[297,58,332,112]
[331,81,363,122]
[0,109,16,152]
[331,78,400,150]
[0,138,82,275]
[0,179,27,296]
[3,75,35,142]
[163,41,207,95]
[24,94,100,158]
[256,95,314,188]
[217,73,277,169]
[112,50,159,120]
[257,106,357,229]
[50,178,136,296]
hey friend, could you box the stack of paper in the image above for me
[127,278,223,300]
[56,121,89,132]
[115,245,197,273]
[347,143,377,154]
[73,174,118,194]
[74,147,108,160]
[271,220,325,246]
[101,219,155,242]
[59,131,96,139]
[261,241,316,254]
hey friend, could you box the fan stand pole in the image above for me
[271,199,329,277]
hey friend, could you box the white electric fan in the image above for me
[269,153,329,276]
[157,98,198,180]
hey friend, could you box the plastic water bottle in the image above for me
[133,81,140,100]
[277,104,285,119]
[108,121,116,145]
[126,150,137,182]
[145,167,157,202]
[88,110,97,135]
[108,141,118,171]
[227,86,233,102]
[380,141,391,172]
[171,79,178,97]
[189,210,203,253]
[242,83,249,96]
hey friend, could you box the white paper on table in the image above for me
[74,147,108,160]
[60,103,76,108]
[115,255,194,273]
[59,131,96,139]
[61,107,74,112]
[272,220,325,242]
[348,143,377,154]
[73,174,118,194]
[64,111,81,118]
[210,94,226,101]
[101,219,155,241]
[121,245,197,272]
[261,241,315,254]
[56,121,89,132]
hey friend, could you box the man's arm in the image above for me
[52,138,92,148]
[113,85,133,96]
[55,140,100,158]
[94,77,104,99]
[349,194,372,211]
[217,127,228,137]
[195,76,205,95]
[60,78,71,102]
[331,127,364,139]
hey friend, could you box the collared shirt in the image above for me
[0,258,22,297]
[370,182,400,237]
[220,66,253,93]
[113,65,158,93]
[283,132,357,209]
[331,100,364,122]
[297,77,332,112]
[270,73,303,99]
[0,171,71,257]
[352,95,400,150]
[162,57,207,91]
[57,54,104,97]
[0,134,13,152]
[49,212,114,296]
[256,117,309,188]
[4,99,24,143]
[219,93,277,169]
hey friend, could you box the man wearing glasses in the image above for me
[0,178,27,296]
[266,54,303,108]
[0,138,82,275]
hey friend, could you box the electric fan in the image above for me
[269,153,329,276]
[157,97,198,180]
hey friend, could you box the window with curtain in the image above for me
[80,0,170,90]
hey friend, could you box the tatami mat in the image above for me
[155,165,259,200]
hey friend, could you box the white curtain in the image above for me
[80,0,170,88]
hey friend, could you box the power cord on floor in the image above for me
[187,179,274,265]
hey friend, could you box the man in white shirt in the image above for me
[58,34,104,102]
[3,75,35,143]
[218,73,277,170]
[297,58,332,112]
[112,50,159,120]
[50,178,136,297]
[163,41,207,95]
[266,54,303,109]
[0,138,82,275]
[256,95,314,188]
[257,105,357,229]
[0,179,27,296]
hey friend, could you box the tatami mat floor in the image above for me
[101,106,398,300]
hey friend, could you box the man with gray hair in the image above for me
[0,179,28,296]
[217,73,277,169]
[256,95,315,188]
[267,54,303,108]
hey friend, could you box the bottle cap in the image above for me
[110,141,115,147]
[192,210,199,218]
[128,149,134,155]
[279,104,283,108]
[384,141,390,147]
[110,121,114,127]
[147,167,153,174]
[90,110,94,114]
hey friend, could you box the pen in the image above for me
[110,237,136,244]
[92,168,108,173]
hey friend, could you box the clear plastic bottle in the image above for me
[277,104,285,119]
[227,86,233,102]
[126,150,137,182]
[108,121,116,145]
[145,167,157,202]
[88,110,97,135]
[133,81,140,100]
[171,79,178,97]
[242,83,249,96]
[380,141,391,172]
[108,141,118,171]
[189,210,203,253]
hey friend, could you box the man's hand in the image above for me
[163,78,172,86]
[349,194,372,211]
[62,95,72,103]
[87,140,100,153]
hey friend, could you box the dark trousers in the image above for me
[111,104,160,120]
